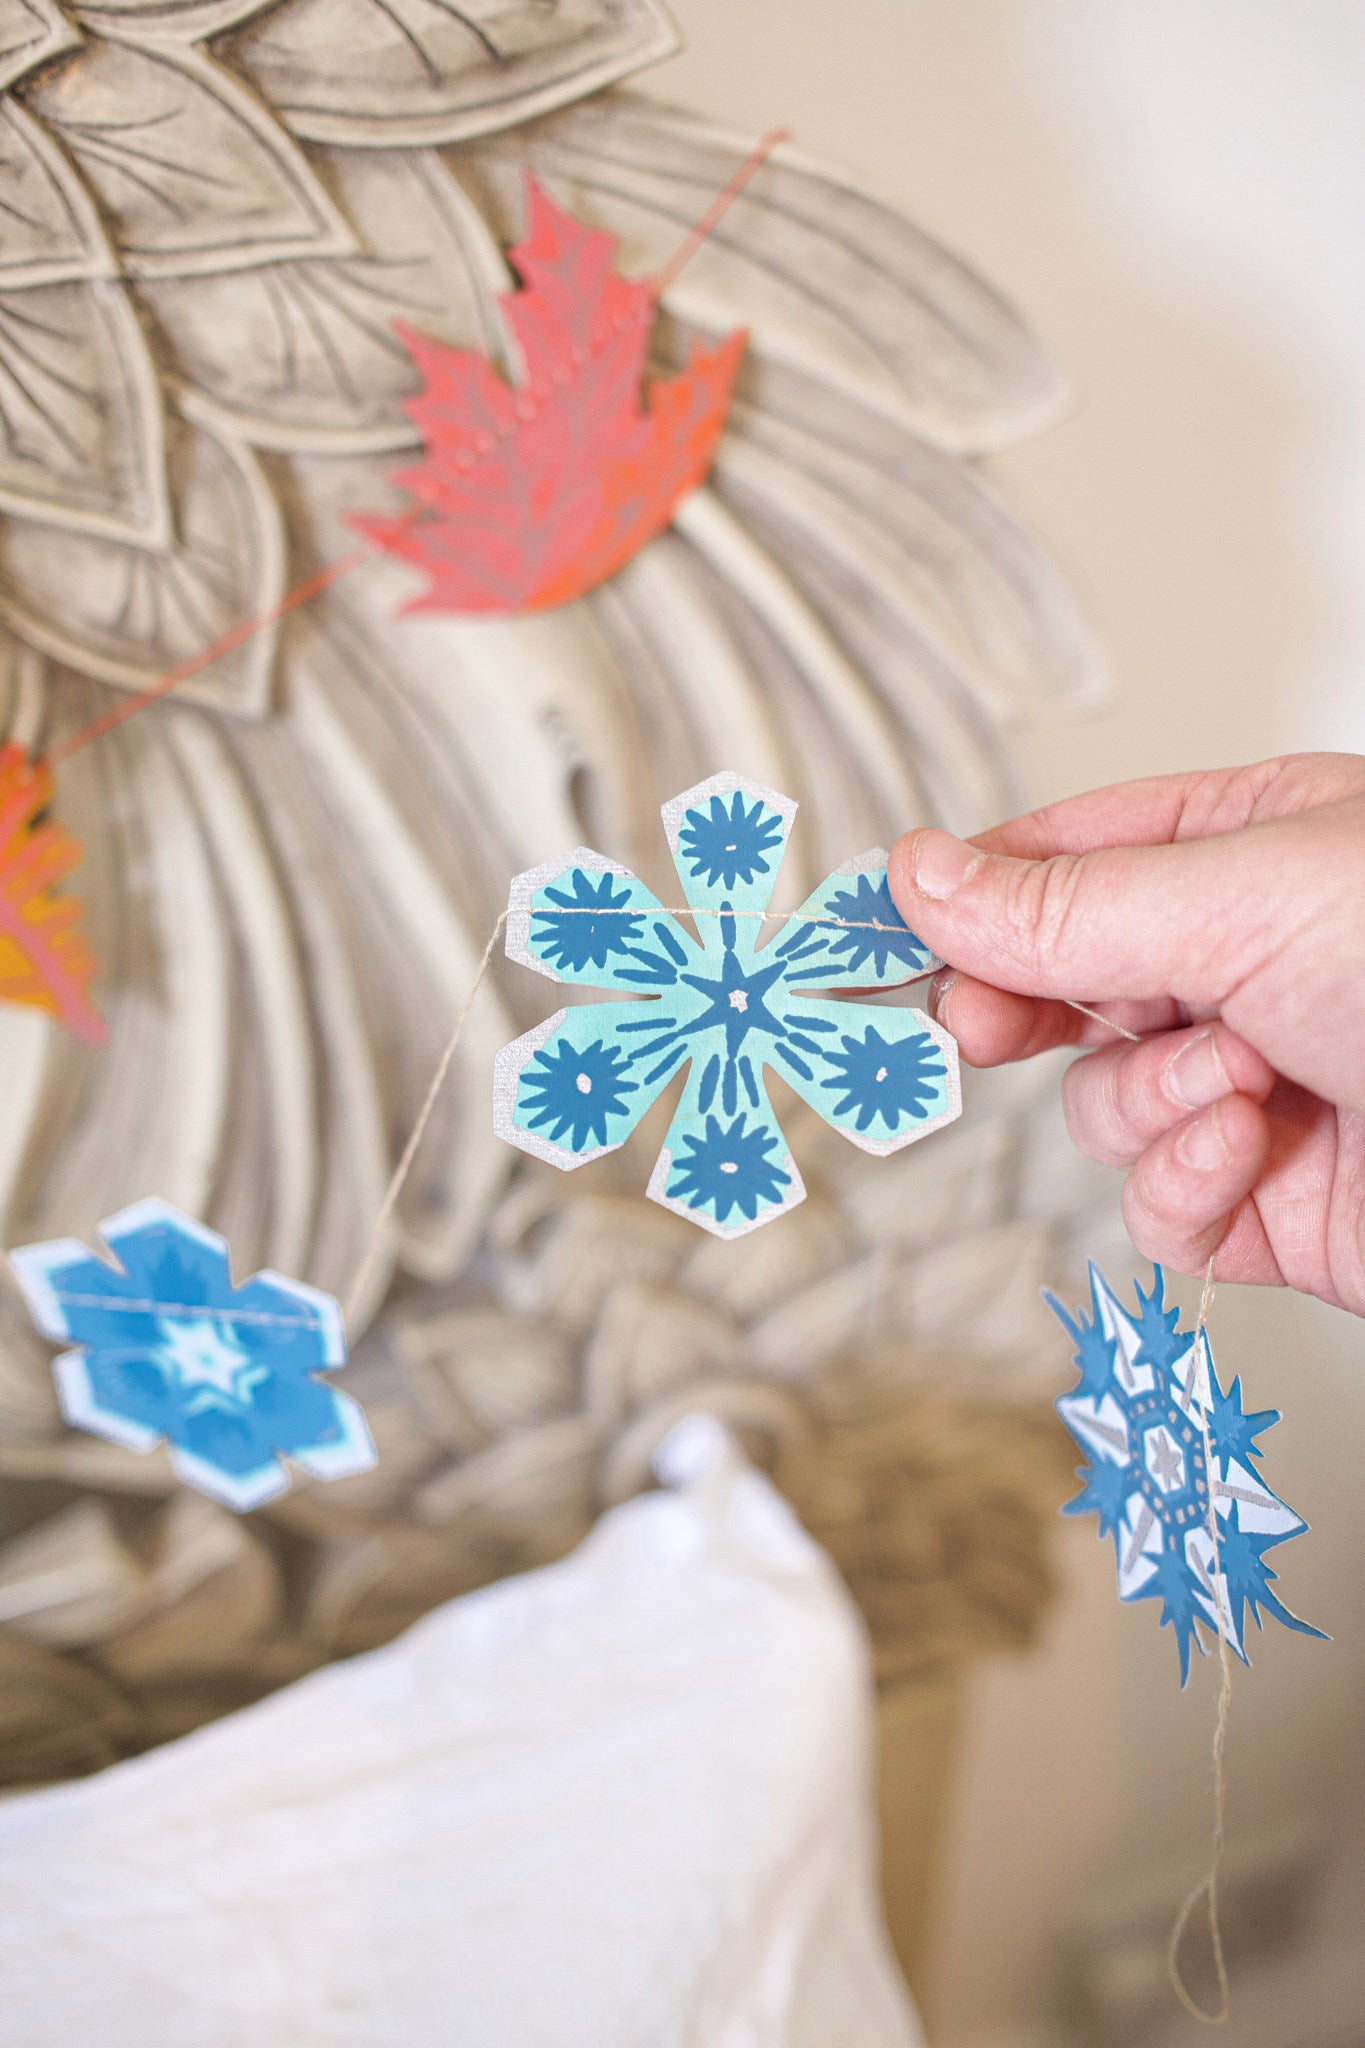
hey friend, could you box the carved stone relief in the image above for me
[0,7,1120,1925]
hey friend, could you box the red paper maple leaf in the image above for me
[0,743,106,1046]
[350,177,747,614]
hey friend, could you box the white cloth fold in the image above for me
[0,1417,922,2048]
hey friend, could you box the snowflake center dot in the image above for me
[729,990,748,1012]
[576,1073,592,1094]
[719,1160,738,1175]
[875,1065,888,1082]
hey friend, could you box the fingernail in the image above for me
[1176,1101,1232,1171]
[912,829,985,901]
[1167,1028,1232,1111]
[930,968,959,1026]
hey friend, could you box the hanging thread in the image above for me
[12,899,1144,1332]
[1167,1254,1233,2026]
[1068,998,1141,1044]
[343,911,509,1327]
[339,900,1145,1326]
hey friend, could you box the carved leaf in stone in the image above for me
[0,399,283,712]
[231,0,678,149]
[21,37,357,277]
[0,2,1118,1790]
[0,279,167,541]
[0,0,80,93]
[143,149,504,451]
[70,0,279,43]
[0,100,114,289]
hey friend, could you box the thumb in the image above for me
[886,817,1320,1009]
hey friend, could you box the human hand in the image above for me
[886,754,1365,1315]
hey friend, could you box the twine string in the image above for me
[339,901,1142,1326]
[342,911,509,1327]
[30,898,1141,1332]
[1067,998,1141,1044]
[655,127,791,292]
[1167,1255,1233,2026]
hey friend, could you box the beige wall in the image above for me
[643,7,1365,2041]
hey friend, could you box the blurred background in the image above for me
[646,6,1365,2044]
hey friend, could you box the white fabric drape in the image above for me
[0,1419,921,2048]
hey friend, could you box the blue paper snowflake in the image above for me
[495,772,959,1238]
[1046,1265,1324,1683]
[8,1199,375,1512]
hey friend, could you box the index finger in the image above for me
[970,763,1272,861]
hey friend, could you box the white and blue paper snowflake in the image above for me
[1047,1265,1323,1683]
[494,772,960,1238]
[8,1199,375,1511]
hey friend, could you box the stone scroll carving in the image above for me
[0,0,1115,1787]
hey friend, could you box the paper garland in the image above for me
[0,742,105,1046]
[8,1200,374,1512]
[4,155,773,1049]
[351,177,747,615]
[1047,1265,1323,1682]
[494,771,961,1238]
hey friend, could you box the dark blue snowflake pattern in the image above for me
[665,1112,792,1226]
[8,1200,374,1512]
[520,1034,638,1151]
[815,872,934,982]
[678,789,784,890]
[532,868,645,975]
[1047,1264,1322,1684]
[820,1024,947,1135]
[495,774,960,1238]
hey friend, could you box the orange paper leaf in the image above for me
[351,177,747,615]
[0,743,106,1045]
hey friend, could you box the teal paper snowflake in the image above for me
[495,772,960,1238]
[1046,1265,1324,1683]
[8,1200,375,1512]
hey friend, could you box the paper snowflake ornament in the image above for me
[9,1200,375,1512]
[1047,1265,1324,1683]
[494,772,960,1238]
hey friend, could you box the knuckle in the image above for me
[1002,853,1088,983]
[1121,1173,1201,1274]
[1063,1045,1147,1167]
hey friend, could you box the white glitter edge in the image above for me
[170,1445,290,1513]
[101,1197,228,1266]
[660,771,798,862]
[825,1013,963,1155]
[289,1390,377,1481]
[6,1240,91,1341]
[52,1350,161,1452]
[645,1143,807,1239]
